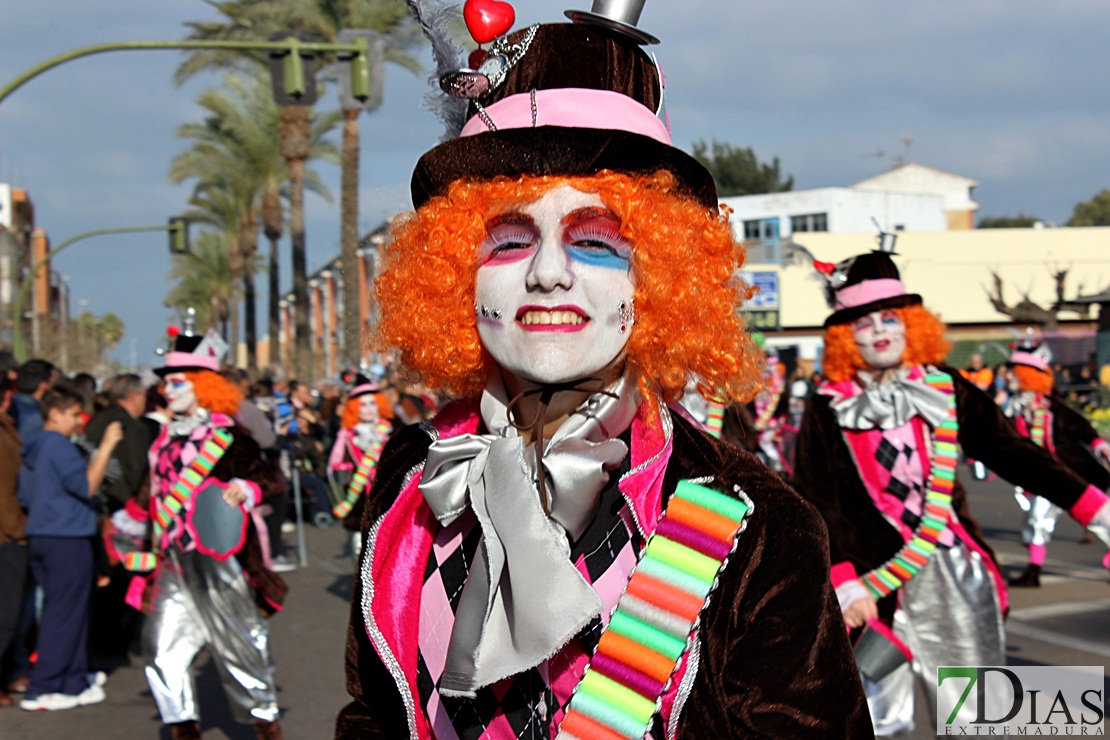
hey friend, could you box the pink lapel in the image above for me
[619,400,674,537]
[363,400,480,739]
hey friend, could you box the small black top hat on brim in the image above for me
[347,374,382,398]
[823,251,922,328]
[412,22,717,210]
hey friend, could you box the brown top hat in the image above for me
[411,23,716,209]
[823,251,922,328]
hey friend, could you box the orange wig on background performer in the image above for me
[1012,363,1054,396]
[339,393,394,430]
[821,305,951,383]
[181,370,242,417]
[373,171,764,406]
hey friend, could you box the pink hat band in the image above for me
[162,352,221,372]
[350,383,381,397]
[459,88,672,145]
[834,278,909,312]
[1009,351,1049,372]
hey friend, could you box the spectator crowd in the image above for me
[0,350,437,716]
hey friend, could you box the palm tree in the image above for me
[176,0,422,375]
[169,73,339,370]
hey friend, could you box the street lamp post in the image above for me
[11,222,186,363]
[0,36,374,108]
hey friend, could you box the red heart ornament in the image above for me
[463,0,515,44]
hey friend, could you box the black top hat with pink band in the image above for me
[154,320,228,376]
[411,0,717,210]
[1008,334,1052,373]
[819,251,922,328]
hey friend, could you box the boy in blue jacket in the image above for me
[18,384,122,712]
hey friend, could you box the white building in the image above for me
[852,162,980,230]
[721,187,947,263]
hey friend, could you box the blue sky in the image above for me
[2,0,1108,370]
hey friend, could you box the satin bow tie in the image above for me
[828,366,950,431]
[167,408,211,438]
[418,373,639,696]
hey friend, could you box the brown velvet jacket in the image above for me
[1046,393,1110,490]
[0,412,24,545]
[335,407,871,739]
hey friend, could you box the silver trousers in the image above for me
[142,548,279,724]
[1015,490,1110,550]
[863,543,1006,738]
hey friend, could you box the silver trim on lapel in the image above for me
[667,634,701,739]
[360,461,427,739]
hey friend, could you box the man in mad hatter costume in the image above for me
[336,1,870,738]
[131,326,287,740]
[1002,336,1110,588]
[792,242,1110,737]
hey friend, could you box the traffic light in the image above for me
[268,32,319,106]
[168,217,189,255]
[337,30,383,110]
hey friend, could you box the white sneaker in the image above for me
[20,692,81,711]
[270,554,297,572]
[281,521,296,534]
[77,683,106,706]
[87,671,107,688]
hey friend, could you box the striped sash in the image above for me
[557,480,752,740]
[332,420,391,519]
[859,371,959,599]
[124,427,234,572]
[703,402,725,439]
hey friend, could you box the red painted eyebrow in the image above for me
[485,212,535,229]
[561,206,619,226]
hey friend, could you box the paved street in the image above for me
[3,465,1108,738]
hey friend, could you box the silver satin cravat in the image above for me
[419,373,640,696]
[828,365,951,431]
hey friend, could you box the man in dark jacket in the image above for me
[84,374,151,513]
[83,373,152,663]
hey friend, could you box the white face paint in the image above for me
[474,185,635,386]
[357,394,379,424]
[851,310,907,371]
[164,373,199,416]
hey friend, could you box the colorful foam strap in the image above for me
[860,371,959,599]
[1030,397,1047,448]
[332,420,392,518]
[556,480,751,740]
[703,402,725,439]
[124,427,234,573]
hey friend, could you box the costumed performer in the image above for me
[328,375,394,555]
[130,327,287,740]
[336,2,870,738]
[792,243,1110,738]
[1003,335,1110,587]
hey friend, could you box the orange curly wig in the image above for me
[340,393,394,430]
[1013,364,1054,395]
[182,370,243,417]
[822,305,951,382]
[372,170,762,405]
